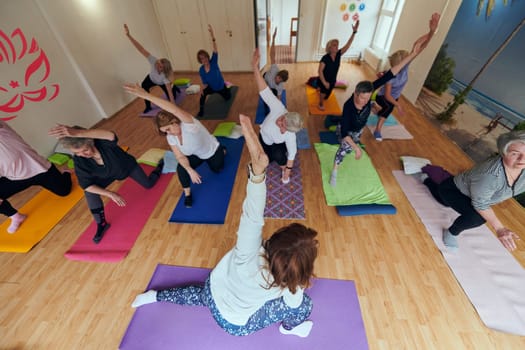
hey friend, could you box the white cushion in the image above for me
[400,156,431,175]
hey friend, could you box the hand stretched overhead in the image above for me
[239,114,268,175]
[123,83,149,99]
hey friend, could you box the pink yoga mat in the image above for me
[65,166,173,262]
[120,264,369,350]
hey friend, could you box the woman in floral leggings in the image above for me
[132,115,319,337]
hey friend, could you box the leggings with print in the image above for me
[156,277,313,336]
[333,125,363,166]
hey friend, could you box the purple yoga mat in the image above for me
[264,153,305,220]
[139,91,186,117]
[120,264,368,350]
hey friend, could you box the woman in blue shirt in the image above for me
[197,25,231,117]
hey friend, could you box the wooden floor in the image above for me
[1,62,524,350]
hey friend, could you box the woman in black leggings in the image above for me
[49,125,163,244]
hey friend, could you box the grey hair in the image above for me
[285,112,304,133]
[60,136,94,150]
[497,130,525,155]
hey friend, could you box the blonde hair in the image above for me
[159,58,173,77]
[325,39,339,53]
[285,112,303,133]
[388,50,409,67]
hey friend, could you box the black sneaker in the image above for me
[184,194,193,208]
[143,106,152,114]
[93,222,111,244]
[197,109,204,117]
[153,159,164,176]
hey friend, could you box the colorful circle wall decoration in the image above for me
[340,1,364,22]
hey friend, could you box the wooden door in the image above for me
[200,0,255,71]
[153,0,191,70]
[173,0,208,71]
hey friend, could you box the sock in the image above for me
[442,228,459,252]
[7,213,27,234]
[131,290,158,308]
[281,169,290,184]
[329,170,337,187]
[279,320,313,338]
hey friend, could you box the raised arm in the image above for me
[124,24,151,58]
[252,49,268,92]
[208,24,218,53]
[48,124,115,141]
[340,20,359,55]
[123,83,194,123]
[269,27,277,64]
[390,13,440,75]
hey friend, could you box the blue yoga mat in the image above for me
[255,90,287,124]
[336,203,397,216]
[169,137,244,224]
[319,131,338,145]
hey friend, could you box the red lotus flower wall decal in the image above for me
[0,28,60,121]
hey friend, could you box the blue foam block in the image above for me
[336,204,397,216]
[169,137,244,224]
[255,90,287,124]
[296,128,311,150]
[319,131,339,145]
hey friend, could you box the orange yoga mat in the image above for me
[0,177,83,253]
[305,85,342,116]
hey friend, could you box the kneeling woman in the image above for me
[252,49,303,184]
[132,115,318,337]
[124,83,225,208]
[424,131,525,252]
[49,125,163,243]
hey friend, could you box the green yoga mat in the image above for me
[314,143,392,206]
[198,86,238,120]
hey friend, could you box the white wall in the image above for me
[0,0,165,156]
[0,0,101,156]
[389,0,462,103]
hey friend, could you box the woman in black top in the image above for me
[49,125,163,243]
[316,20,359,111]
[329,13,440,187]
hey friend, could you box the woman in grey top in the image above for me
[423,131,525,252]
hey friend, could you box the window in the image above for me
[371,0,405,54]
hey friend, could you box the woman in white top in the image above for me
[132,115,319,338]
[253,49,303,184]
[124,84,224,208]
[124,24,179,113]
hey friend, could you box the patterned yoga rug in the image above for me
[264,154,305,219]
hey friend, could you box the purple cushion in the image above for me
[422,164,453,184]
